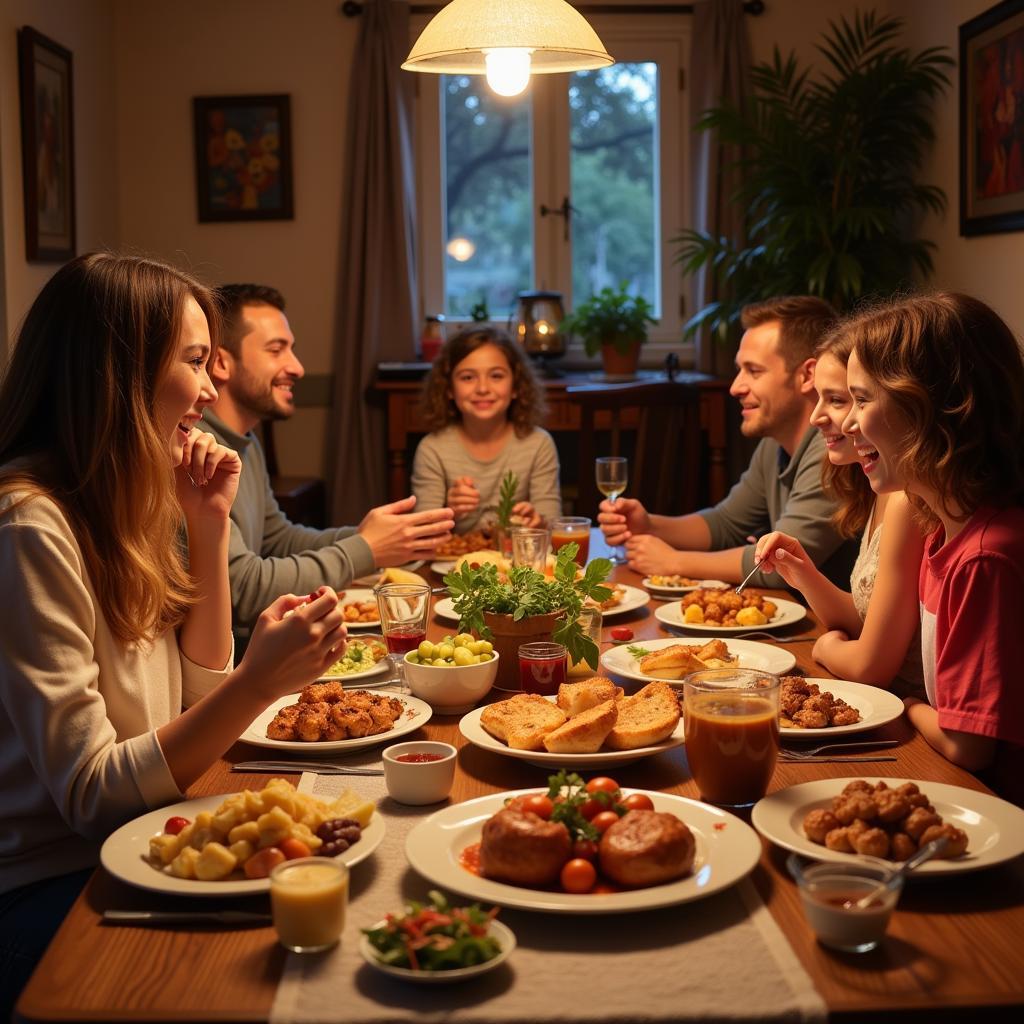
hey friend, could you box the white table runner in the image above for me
[271,769,825,1024]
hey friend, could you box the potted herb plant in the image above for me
[560,282,655,378]
[444,545,612,691]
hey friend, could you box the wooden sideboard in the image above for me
[372,369,731,509]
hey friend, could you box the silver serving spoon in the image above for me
[853,835,949,908]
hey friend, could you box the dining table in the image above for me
[16,532,1024,1023]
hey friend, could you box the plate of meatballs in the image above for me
[405,788,762,913]
[751,777,1024,875]
[779,677,905,737]
[241,686,433,753]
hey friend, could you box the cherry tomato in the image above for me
[580,797,604,821]
[243,847,286,879]
[560,858,597,894]
[591,810,621,834]
[521,794,554,820]
[278,838,312,860]
[572,838,599,861]
[163,816,190,836]
[610,626,634,642]
[621,793,655,812]
[585,777,621,796]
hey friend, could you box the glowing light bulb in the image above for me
[446,236,476,262]
[484,49,532,97]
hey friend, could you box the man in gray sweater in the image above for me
[598,296,857,590]
[199,284,453,645]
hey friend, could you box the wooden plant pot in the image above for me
[600,340,642,377]
[482,610,563,691]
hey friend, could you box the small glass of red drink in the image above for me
[518,641,567,696]
[550,516,591,566]
[375,583,432,690]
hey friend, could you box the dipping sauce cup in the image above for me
[684,668,780,808]
[518,641,567,695]
[270,857,348,953]
[383,741,457,805]
[550,516,591,566]
[791,857,902,953]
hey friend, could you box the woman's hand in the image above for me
[176,428,241,521]
[753,531,815,588]
[512,500,541,527]
[446,476,480,520]
[240,587,348,700]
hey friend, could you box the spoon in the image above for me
[853,836,949,908]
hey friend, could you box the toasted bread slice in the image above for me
[479,694,567,751]
[543,700,618,753]
[639,645,707,680]
[696,639,730,663]
[557,678,624,718]
[605,682,681,750]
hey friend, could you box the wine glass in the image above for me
[374,584,432,691]
[595,456,629,564]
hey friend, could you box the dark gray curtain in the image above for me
[689,0,751,376]
[329,0,417,522]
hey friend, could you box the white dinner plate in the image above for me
[751,778,1024,876]
[100,794,385,897]
[359,919,516,983]
[655,597,808,634]
[434,585,650,625]
[458,697,685,769]
[336,588,383,630]
[600,636,796,682]
[641,576,703,596]
[430,560,456,576]
[781,678,905,740]
[317,636,390,684]
[240,693,433,753]
[405,788,761,913]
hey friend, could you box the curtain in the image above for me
[689,0,751,376]
[329,0,417,522]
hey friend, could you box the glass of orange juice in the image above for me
[550,516,591,565]
[270,857,349,953]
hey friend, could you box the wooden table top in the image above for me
[17,543,1024,1021]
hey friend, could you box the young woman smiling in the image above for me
[755,332,924,693]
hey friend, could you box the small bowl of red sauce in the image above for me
[383,742,457,805]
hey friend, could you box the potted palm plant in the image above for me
[561,282,655,378]
[675,10,952,341]
[444,545,612,691]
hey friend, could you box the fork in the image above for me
[780,739,899,759]
[231,760,384,775]
[733,631,813,644]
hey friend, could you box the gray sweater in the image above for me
[199,411,375,641]
[698,427,858,590]
[411,426,562,533]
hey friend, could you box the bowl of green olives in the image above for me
[403,635,499,715]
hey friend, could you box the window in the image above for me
[414,15,690,356]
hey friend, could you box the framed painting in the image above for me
[960,0,1024,236]
[17,27,76,262]
[193,94,294,222]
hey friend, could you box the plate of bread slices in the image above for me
[459,678,685,768]
[600,637,795,683]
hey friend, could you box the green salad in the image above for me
[362,890,501,971]
[325,638,387,676]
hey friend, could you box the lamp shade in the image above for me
[402,0,614,75]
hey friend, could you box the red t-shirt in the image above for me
[920,506,1024,804]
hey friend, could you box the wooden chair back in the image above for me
[259,420,327,528]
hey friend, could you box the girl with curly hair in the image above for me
[412,327,561,533]
[755,330,925,695]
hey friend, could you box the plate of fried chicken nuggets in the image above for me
[241,686,433,753]
[779,677,906,737]
[459,678,685,768]
[654,589,807,632]
[751,777,1024,875]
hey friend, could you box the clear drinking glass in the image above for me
[375,584,432,691]
[550,515,592,565]
[567,606,603,679]
[595,456,629,565]
[270,857,349,953]
[511,527,551,572]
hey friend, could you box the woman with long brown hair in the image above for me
[0,253,346,1012]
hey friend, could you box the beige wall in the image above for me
[0,0,117,357]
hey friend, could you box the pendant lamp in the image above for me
[402,0,614,97]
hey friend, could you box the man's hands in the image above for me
[359,496,454,566]
[597,497,651,546]
[242,587,348,699]
[446,476,480,521]
[623,534,684,576]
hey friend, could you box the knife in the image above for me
[103,910,271,926]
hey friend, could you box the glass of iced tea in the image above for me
[518,641,567,696]
[375,583,432,690]
[683,668,780,808]
[550,516,592,565]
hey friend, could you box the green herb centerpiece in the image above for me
[444,544,612,688]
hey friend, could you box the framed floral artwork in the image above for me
[960,0,1024,236]
[17,26,76,262]
[192,94,294,222]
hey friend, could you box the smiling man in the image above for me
[199,284,453,649]
[598,296,858,589]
